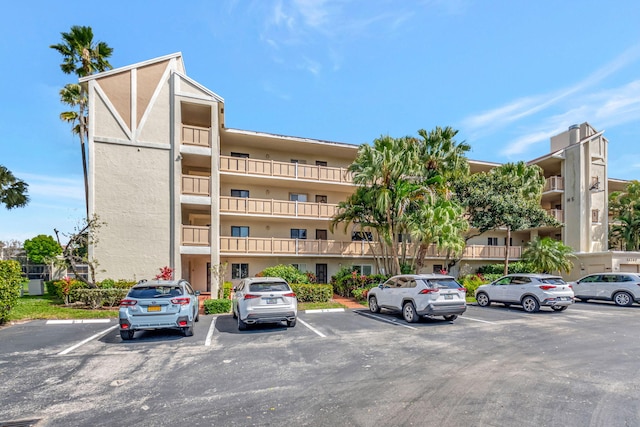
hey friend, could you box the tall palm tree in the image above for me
[0,165,29,210]
[521,237,576,274]
[609,180,640,251]
[51,26,113,216]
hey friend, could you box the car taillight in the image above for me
[459,287,467,293]
[539,285,557,290]
[244,294,260,299]
[171,297,190,305]
[283,292,296,297]
[419,289,439,294]
[120,299,137,307]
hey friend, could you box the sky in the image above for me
[1,0,639,243]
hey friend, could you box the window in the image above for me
[231,226,249,237]
[315,195,328,203]
[487,237,498,246]
[433,264,443,273]
[316,160,328,167]
[398,234,412,243]
[316,229,328,240]
[231,189,249,198]
[352,265,373,275]
[352,231,373,241]
[291,229,307,239]
[230,152,249,158]
[592,209,600,223]
[290,193,308,202]
[292,264,307,272]
[232,263,249,279]
[291,159,307,164]
[504,238,512,246]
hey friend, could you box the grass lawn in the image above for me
[8,294,118,322]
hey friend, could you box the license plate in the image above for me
[264,298,277,305]
[444,294,453,300]
[147,306,161,312]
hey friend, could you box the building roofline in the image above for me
[79,52,184,82]
[222,127,361,150]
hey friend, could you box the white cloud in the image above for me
[18,173,83,201]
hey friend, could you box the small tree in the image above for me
[521,237,576,274]
[0,260,26,324]
[55,215,105,287]
[210,262,228,298]
[24,235,62,265]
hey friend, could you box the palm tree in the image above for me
[51,26,113,216]
[609,180,640,251]
[0,165,29,210]
[521,237,576,274]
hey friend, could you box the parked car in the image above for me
[232,277,298,330]
[571,273,640,306]
[118,279,200,340]
[367,274,467,323]
[475,273,574,313]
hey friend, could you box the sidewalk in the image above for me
[332,294,365,309]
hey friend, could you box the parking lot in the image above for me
[2,302,640,426]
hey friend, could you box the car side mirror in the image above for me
[379,284,384,289]
[232,286,237,292]
[195,291,201,296]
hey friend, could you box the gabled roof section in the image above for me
[79,52,185,82]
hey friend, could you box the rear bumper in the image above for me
[242,311,296,324]
[119,313,191,331]
[417,303,467,316]
[541,297,574,307]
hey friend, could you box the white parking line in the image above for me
[356,311,418,330]
[298,318,327,337]
[58,325,118,355]
[460,316,498,324]
[305,308,345,314]
[205,316,217,346]
[47,319,112,325]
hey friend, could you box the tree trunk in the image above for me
[504,226,511,276]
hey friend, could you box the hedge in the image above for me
[0,260,26,323]
[204,298,232,314]
[291,283,332,303]
[74,288,129,309]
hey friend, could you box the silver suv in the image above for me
[367,274,467,323]
[572,273,640,306]
[232,277,298,330]
[475,273,574,312]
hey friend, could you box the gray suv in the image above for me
[367,274,467,323]
[572,273,640,306]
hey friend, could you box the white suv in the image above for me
[475,273,574,312]
[367,274,467,323]
[232,277,298,330]
[571,273,640,306]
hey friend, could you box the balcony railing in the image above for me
[220,196,339,219]
[545,209,564,223]
[544,176,564,192]
[182,125,210,147]
[220,155,353,184]
[182,226,210,246]
[182,175,210,196]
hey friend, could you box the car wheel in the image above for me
[613,291,633,307]
[551,305,568,311]
[194,310,200,322]
[238,316,247,331]
[476,292,490,307]
[120,330,134,340]
[182,324,194,337]
[287,318,297,328]
[522,296,540,313]
[402,302,419,323]
[443,314,457,321]
[368,296,381,313]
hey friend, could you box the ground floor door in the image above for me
[316,264,328,284]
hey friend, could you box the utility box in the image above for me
[28,279,44,296]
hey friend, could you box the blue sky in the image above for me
[1,0,639,243]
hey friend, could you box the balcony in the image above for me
[182,125,210,147]
[182,175,210,196]
[544,176,564,192]
[182,226,210,246]
[545,209,564,223]
[220,155,353,184]
[220,196,339,219]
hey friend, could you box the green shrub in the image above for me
[331,266,387,297]
[291,283,332,302]
[48,277,91,304]
[98,279,136,289]
[74,288,129,309]
[352,283,380,301]
[0,260,26,324]
[223,282,233,299]
[477,262,535,275]
[260,264,310,284]
[460,274,490,298]
[203,298,231,314]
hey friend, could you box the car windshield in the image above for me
[540,278,566,285]
[249,282,290,292]
[128,286,183,298]
[423,278,461,289]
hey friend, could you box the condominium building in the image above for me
[82,53,634,296]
